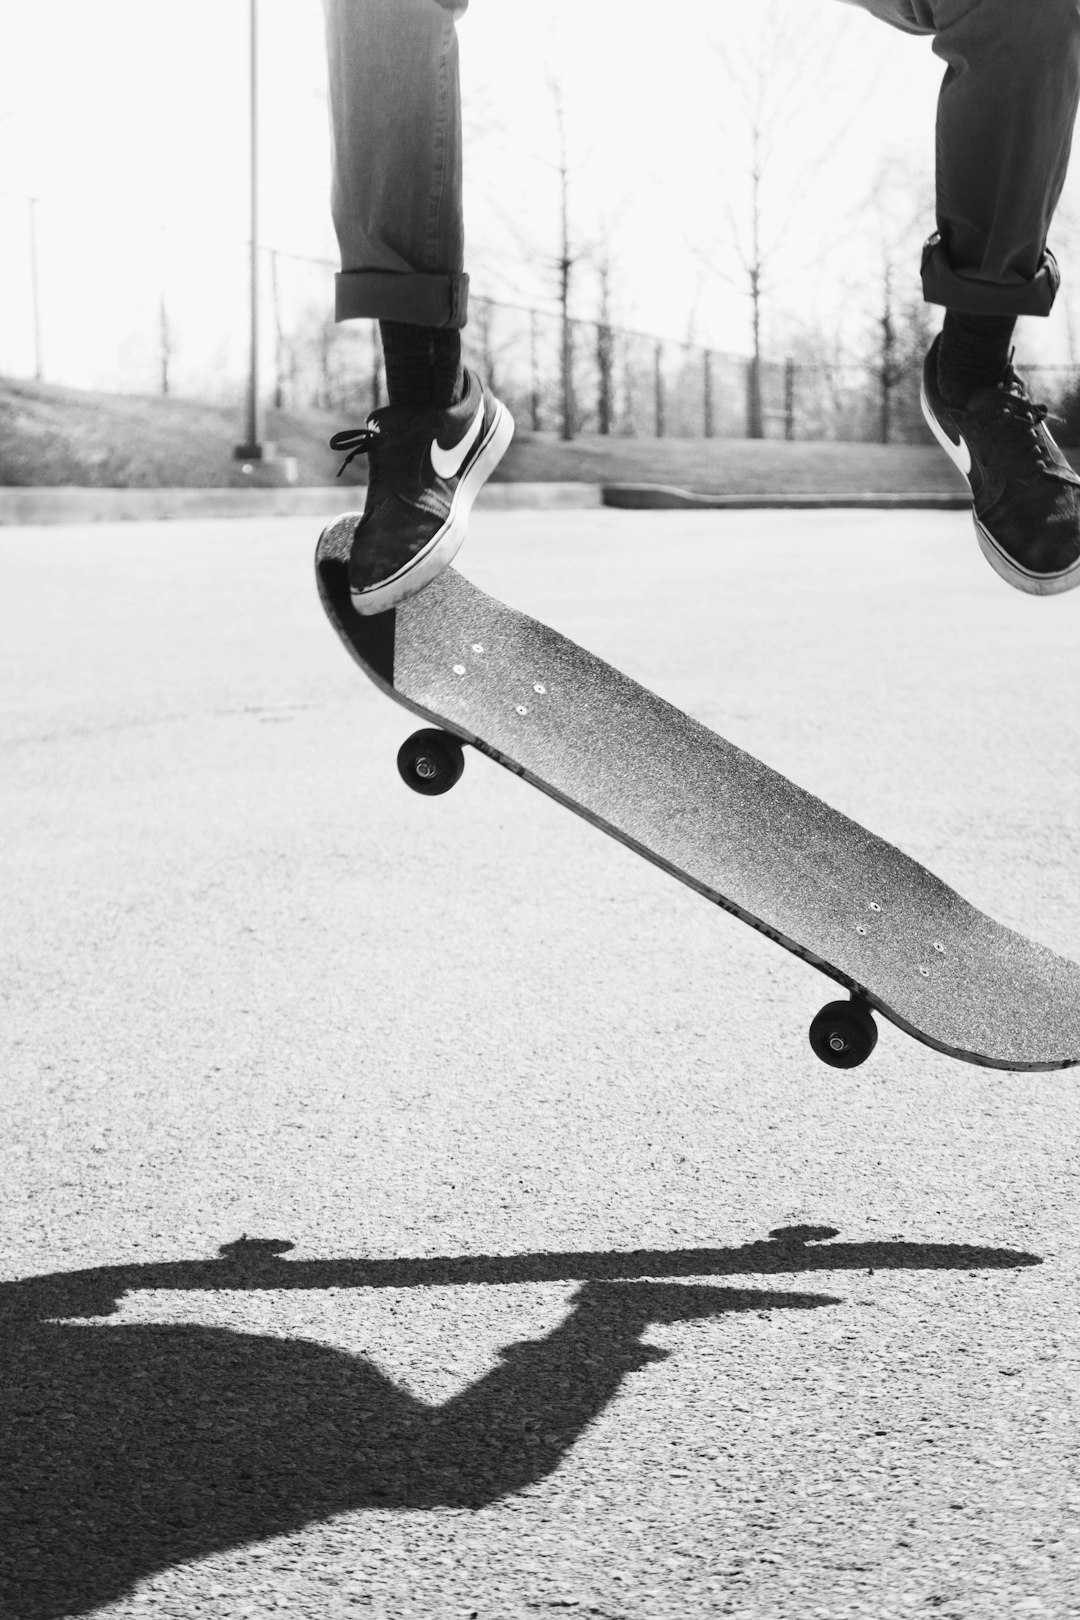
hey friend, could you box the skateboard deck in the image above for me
[315,535,1080,1071]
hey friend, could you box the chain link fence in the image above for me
[4,193,1079,444]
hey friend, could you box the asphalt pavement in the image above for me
[2,509,1079,1620]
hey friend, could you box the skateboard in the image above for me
[315,536,1080,1072]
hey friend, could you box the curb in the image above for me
[0,481,972,526]
[0,482,604,526]
[601,483,970,511]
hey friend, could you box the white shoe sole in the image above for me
[920,374,1080,598]
[344,397,515,617]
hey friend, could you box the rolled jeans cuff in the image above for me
[334,269,470,329]
[921,234,1061,317]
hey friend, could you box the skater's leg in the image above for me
[843,0,1080,593]
[323,0,469,329]
[319,0,514,613]
[841,0,1080,311]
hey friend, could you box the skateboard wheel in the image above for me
[396,728,465,796]
[808,999,878,1069]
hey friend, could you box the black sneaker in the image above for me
[322,369,514,616]
[921,334,1080,596]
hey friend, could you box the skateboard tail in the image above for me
[316,539,396,685]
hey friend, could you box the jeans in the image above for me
[324,0,469,327]
[322,0,1080,328]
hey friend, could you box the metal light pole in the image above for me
[28,197,43,382]
[2,190,44,380]
[235,0,265,460]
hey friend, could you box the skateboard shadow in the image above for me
[1,1227,1039,1620]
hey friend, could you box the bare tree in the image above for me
[470,295,501,400]
[688,2,879,437]
[269,249,289,410]
[864,152,935,442]
[1042,195,1080,368]
[549,76,578,440]
[158,290,174,397]
[577,223,640,438]
[594,251,615,435]
[462,35,633,440]
[155,224,177,397]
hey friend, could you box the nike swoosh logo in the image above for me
[430,400,485,479]
[944,426,972,477]
[922,373,975,481]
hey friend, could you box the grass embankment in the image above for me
[1,374,974,496]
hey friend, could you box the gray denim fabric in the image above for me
[324,0,1080,325]
[323,0,468,327]
[847,0,1080,313]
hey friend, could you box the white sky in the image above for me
[1,0,1078,390]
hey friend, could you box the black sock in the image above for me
[379,321,464,408]
[937,311,1016,405]
[430,328,465,408]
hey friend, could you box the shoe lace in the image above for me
[994,360,1068,475]
[329,423,379,478]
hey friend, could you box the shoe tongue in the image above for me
[368,402,423,427]
[368,401,451,443]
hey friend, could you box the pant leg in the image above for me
[843,0,1080,316]
[322,0,469,328]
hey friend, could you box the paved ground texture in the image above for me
[2,509,1079,1620]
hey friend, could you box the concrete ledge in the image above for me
[602,483,971,511]
[0,482,604,526]
[478,481,603,509]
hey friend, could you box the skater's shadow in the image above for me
[1,1225,1039,1620]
